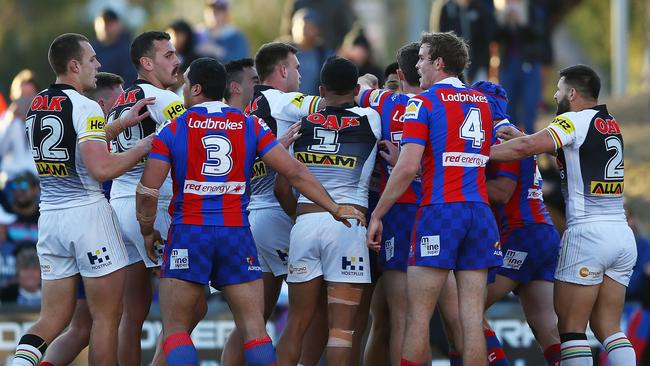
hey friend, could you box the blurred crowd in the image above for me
[0,0,648,315]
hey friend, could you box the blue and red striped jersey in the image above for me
[488,157,554,235]
[149,101,278,226]
[359,88,422,204]
[402,77,492,205]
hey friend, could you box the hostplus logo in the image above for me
[87,247,112,270]
[341,256,365,276]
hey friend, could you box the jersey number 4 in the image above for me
[459,108,485,148]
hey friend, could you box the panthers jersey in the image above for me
[25,84,106,211]
[244,85,321,210]
[545,105,626,225]
[402,77,493,205]
[359,88,422,204]
[108,79,185,202]
[293,105,381,207]
[149,101,278,226]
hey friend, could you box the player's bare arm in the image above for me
[262,144,366,227]
[490,129,557,162]
[367,143,423,251]
[274,174,297,218]
[486,176,517,205]
[136,158,170,261]
[79,135,152,182]
[104,96,155,140]
[378,139,399,167]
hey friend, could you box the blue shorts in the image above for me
[380,203,418,272]
[496,224,560,283]
[409,202,502,270]
[161,224,262,288]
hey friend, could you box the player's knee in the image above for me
[327,285,362,307]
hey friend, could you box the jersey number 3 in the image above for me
[459,108,485,148]
[202,135,233,176]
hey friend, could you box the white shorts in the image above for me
[555,221,637,286]
[37,200,128,280]
[287,212,370,284]
[111,197,170,268]
[249,206,293,276]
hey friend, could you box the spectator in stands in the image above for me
[383,62,400,93]
[0,96,36,178]
[290,8,334,95]
[340,31,384,86]
[0,247,41,306]
[92,8,137,86]
[0,216,17,287]
[495,0,549,133]
[9,69,39,102]
[197,0,249,63]
[436,0,495,83]
[281,0,357,51]
[167,20,200,74]
[1,172,39,246]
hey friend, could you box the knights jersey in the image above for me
[359,88,422,204]
[25,84,107,211]
[107,79,185,202]
[545,105,626,225]
[149,101,278,226]
[244,85,321,210]
[293,105,381,207]
[488,157,553,235]
[402,77,492,205]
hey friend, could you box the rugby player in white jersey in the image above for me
[491,64,637,366]
[105,30,189,365]
[11,33,151,366]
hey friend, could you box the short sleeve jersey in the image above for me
[108,79,185,202]
[244,85,321,210]
[402,77,493,205]
[544,105,626,225]
[293,105,381,207]
[359,88,422,204]
[149,101,278,226]
[25,84,107,211]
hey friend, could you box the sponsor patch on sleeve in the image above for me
[291,94,306,108]
[256,117,270,131]
[369,89,382,107]
[86,116,105,132]
[163,100,186,120]
[550,115,575,134]
[403,99,422,120]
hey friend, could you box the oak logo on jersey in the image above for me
[30,95,66,111]
[113,90,139,108]
[594,117,621,135]
[590,181,623,196]
[306,113,360,131]
[163,101,186,120]
[420,235,440,257]
[36,162,68,177]
[551,116,575,134]
[87,247,111,270]
[341,256,365,276]
[403,99,422,120]
[252,161,267,180]
[86,116,105,132]
[295,152,357,168]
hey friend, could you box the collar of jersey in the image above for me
[49,83,77,91]
[192,100,230,113]
[434,77,464,87]
[254,84,275,93]
[134,78,154,86]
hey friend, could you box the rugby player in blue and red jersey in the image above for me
[367,32,502,366]
[135,57,365,366]
[356,42,422,366]
[474,80,562,366]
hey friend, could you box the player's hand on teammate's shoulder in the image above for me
[142,229,162,263]
[358,73,379,89]
[496,125,526,141]
[122,97,156,128]
[137,133,155,153]
[332,204,367,228]
[378,140,399,167]
[279,121,302,148]
[366,216,383,252]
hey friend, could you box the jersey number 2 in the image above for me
[202,135,233,176]
[459,108,485,148]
